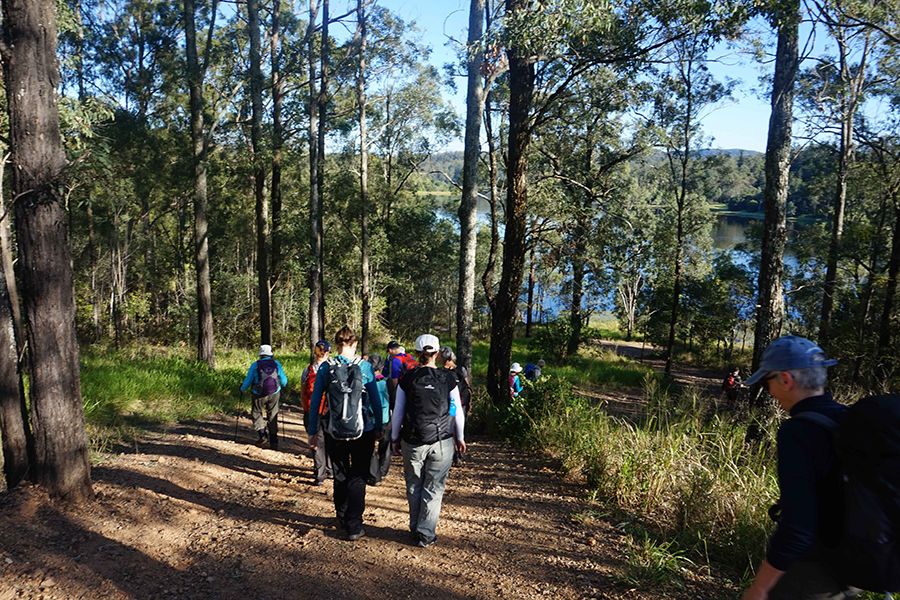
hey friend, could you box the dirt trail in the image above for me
[0,394,731,600]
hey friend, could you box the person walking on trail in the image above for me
[386,341,418,393]
[366,353,391,486]
[306,327,384,541]
[722,366,745,407]
[301,340,333,485]
[509,363,524,398]
[534,359,545,379]
[741,335,857,600]
[391,334,466,548]
[240,344,288,450]
[438,345,472,466]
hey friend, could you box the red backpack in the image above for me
[301,364,317,413]
[395,353,419,377]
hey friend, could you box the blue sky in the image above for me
[372,0,774,152]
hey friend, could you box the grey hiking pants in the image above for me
[251,389,280,444]
[402,436,454,544]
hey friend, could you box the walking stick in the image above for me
[234,390,243,443]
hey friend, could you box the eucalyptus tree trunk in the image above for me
[271,0,285,287]
[819,32,869,348]
[481,89,501,312]
[877,197,900,381]
[456,0,485,372]
[487,0,534,405]
[0,270,31,490]
[315,0,329,337]
[0,154,24,357]
[357,0,372,355]
[526,244,536,337]
[0,0,92,500]
[248,0,271,345]
[308,0,324,349]
[184,0,215,367]
[753,0,798,383]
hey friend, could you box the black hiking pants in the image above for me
[325,429,376,535]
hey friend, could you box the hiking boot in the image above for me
[416,535,436,548]
[347,529,366,541]
[255,430,268,447]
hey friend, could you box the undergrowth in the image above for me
[471,371,780,592]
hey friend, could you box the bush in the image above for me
[528,318,573,363]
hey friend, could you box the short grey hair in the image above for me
[779,352,829,390]
[788,367,828,390]
[438,346,456,365]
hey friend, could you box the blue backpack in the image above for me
[253,358,280,396]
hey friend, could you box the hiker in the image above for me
[391,334,466,547]
[722,367,744,406]
[240,344,288,450]
[509,363,524,398]
[438,346,472,465]
[301,340,333,485]
[367,353,391,486]
[306,326,384,541]
[741,335,857,600]
[534,359,545,379]
[523,363,536,381]
[387,341,418,391]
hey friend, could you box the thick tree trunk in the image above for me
[248,0,271,345]
[357,0,370,355]
[1,0,93,500]
[753,4,798,382]
[487,1,533,406]
[184,0,215,367]
[456,0,485,372]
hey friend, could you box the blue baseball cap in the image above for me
[745,335,838,385]
[315,340,331,352]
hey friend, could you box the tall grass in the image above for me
[478,372,779,584]
[80,345,308,451]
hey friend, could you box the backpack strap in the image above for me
[793,411,840,437]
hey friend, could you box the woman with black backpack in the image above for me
[391,334,466,547]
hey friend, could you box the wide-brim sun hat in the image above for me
[510,362,523,373]
[415,334,440,352]
[745,335,838,386]
[258,344,273,357]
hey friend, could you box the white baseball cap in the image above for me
[510,362,523,373]
[258,344,273,357]
[415,334,440,352]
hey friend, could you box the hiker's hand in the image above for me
[392,440,401,456]
[455,440,466,455]
[307,434,317,451]
[374,430,384,442]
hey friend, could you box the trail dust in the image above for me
[0,395,733,599]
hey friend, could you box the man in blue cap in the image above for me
[741,336,859,600]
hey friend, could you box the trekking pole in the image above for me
[234,390,243,443]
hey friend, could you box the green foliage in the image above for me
[528,319,574,363]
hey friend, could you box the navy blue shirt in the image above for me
[767,393,847,571]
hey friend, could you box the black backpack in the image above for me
[794,394,900,592]
[400,367,453,445]
[253,358,280,396]
[452,365,472,413]
[324,357,366,440]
